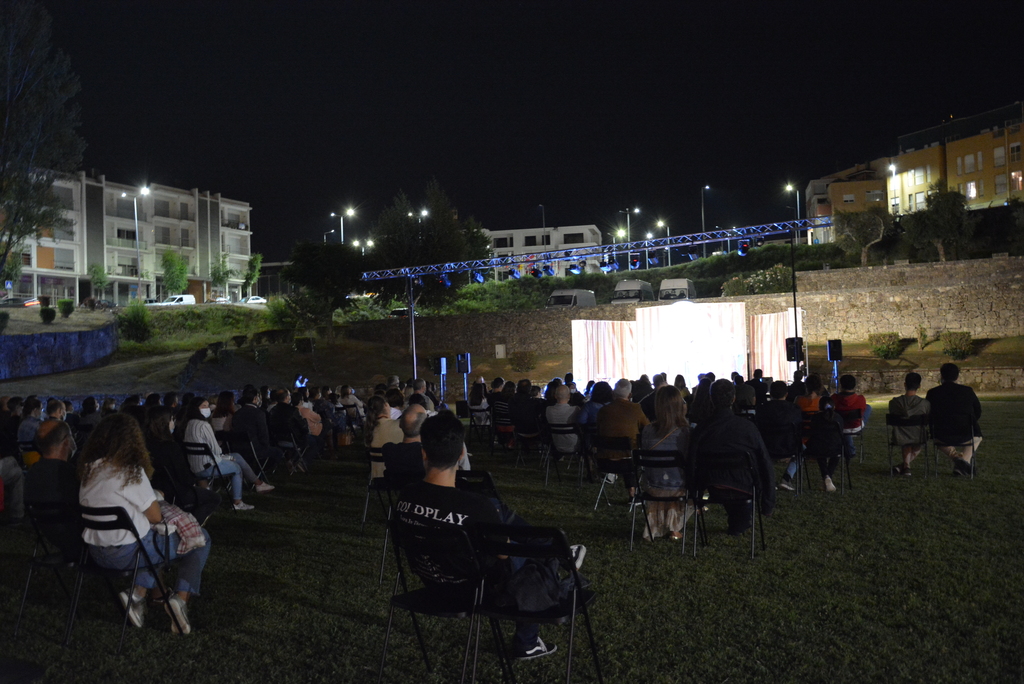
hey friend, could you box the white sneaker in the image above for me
[823,476,836,493]
[604,473,617,484]
[119,591,146,628]
[254,482,275,493]
[232,501,255,511]
[165,595,191,635]
[570,544,587,570]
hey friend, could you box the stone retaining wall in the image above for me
[848,366,1024,395]
[0,322,118,380]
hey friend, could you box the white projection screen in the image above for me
[571,319,637,383]
[634,302,747,384]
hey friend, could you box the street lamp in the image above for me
[352,239,374,256]
[619,208,638,270]
[700,186,710,256]
[784,183,800,364]
[889,163,898,214]
[120,186,149,300]
[657,219,671,266]
[615,228,626,269]
[645,232,653,268]
[323,229,335,244]
[329,207,355,244]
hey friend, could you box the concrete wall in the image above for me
[0,323,118,380]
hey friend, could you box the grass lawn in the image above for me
[2,401,1023,683]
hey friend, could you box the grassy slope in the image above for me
[2,401,1023,683]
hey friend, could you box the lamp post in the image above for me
[616,228,626,269]
[785,184,800,364]
[645,232,653,268]
[889,163,898,215]
[121,186,149,300]
[619,208,638,270]
[323,229,335,244]
[700,186,710,257]
[658,220,671,266]
[352,239,374,257]
[329,208,355,244]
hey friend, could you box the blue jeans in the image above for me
[842,405,872,458]
[491,499,540,651]
[196,459,242,500]
[89,528,211,595]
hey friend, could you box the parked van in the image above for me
[154,294,196,306]
[659,278,696,301]
[546,289,597,308]
[611,279,655,304]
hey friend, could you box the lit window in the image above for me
[915,192,925,209]
[964,154,976,174]
[1012,171,1023,192]
[996,174,1008,195]
[915,167,925,185]
[994,146,1006,167]
[966,181,978,200]
[866,190,883,202]
[1012,142,1022,163]
[891,197,900,213]
[843,194,855,203]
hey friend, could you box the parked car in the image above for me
[213,296,230,304]
[153,294,196,306]
[389,308,410,318]
[240,295,267,304]
[0,296,40,307]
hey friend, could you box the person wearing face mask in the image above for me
[230,388,284,474]
[183,397,270,511]
[145,406,220,525]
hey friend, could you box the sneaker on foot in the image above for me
[603,473,617,484]
[119,591,146,628]
[232,501,255,511]
[570,544,586,570]
[823,476,836,493]
[165,595,191,635]
[515,638,557,660]
[254,482,275,493]
[778,480,795,491]
[891,465,904,476]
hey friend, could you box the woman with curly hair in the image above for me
[78,413,211,635]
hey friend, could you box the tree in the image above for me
[834,204,894,266]
[160,251,189,295]
[902,180,978,262]
[368,180,492,305]
[0,1,85,279]
[281,242,366,340]
[242,253,263,296]
[87,262,107,300]
[209,252,236,294]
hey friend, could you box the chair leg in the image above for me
[580,602,605,684]
[377,602,397,684]
[749,494,756,560]
[13,564,36,638]
[565,591,578,684]
[629,501,637,551]
[378,524,391,586]
[62,566,85,647]
[593,478,607,511]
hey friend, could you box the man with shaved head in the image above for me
[23,420,81,557]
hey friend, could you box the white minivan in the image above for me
[154,294,196,306]
[611,279,655,304]
[659,278,696,301]
[546,289,597,308]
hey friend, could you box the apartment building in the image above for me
[11,172,252,305]
[484,224,603,279]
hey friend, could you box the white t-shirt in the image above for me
[79,461,156,547]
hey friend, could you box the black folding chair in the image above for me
[14,502,80,638]
[490,401,515,457]
[544,423,582,486]
[685,450,767,560]
[360,447,389,534]
[217,429,271,485]
[930,414,980,479]
[590,436,633,510]
[468,407,491,447]
[800,419,851,494]
[378,517,490,684]
[455,470,503,502]
[756,418,802,496]
[473,523,604,684]
[64,506,184,654]
[836,408,866,463]
[886,413,933,477]
[630,449,687,551]
[181,442,232,505]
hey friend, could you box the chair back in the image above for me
[389,516,483,592]
[455,470,501,501]
[930,414,974,446]
[217,430,258,460]
[181,441,217,474]
[692,449,756,495]
[756,420,801,460]
[632,449,685,491]
[469,406,490,425]
[381,443,425,491]
[836,408,863,434]
[78,505,146,544]
[886,413,929,444]
[25,500,83,562]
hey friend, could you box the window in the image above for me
[915,192,925,209]
[53,185,74,209]
[116,228,137,241]
[891,197,900,213]
[957,157,963,176]
[966,181,978,200]
[994,146,1006,167]
[996,174,1008,195]
[179,202,190,220]
[866,190,883,202]
[927,165,932,183]
[181,230,191,247]
[116,198,135,219]
[493,237,511,248]
[154,199,170,217]
[563,232,585,244]
[843,194,855,203]
[21,252,31,266]
[1012,171,1023,192]
[54,248,74,271]
[1012,142,1022,163]
[541,234,551,246]
[914,167,925,185]
[964,154,976,174]
[524,235,537,247]
[977,151,983,171]
[155,225,171,245]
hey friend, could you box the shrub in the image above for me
[0,312,9,334]
[868,332,903,359]
[57,298,75,318]
[294,336,315,354]
[118,300,153,342]
[39,307,57,324]
[84,297,97,311]
[746,263,791,294]
[940,331,973,360]
[509,350,536,373]
[721,277,748,297]
[917,324,929,350]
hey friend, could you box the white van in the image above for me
[546,289,597,308]
[611,279,655,304]
[154,294,196,306]
[659,278,696,301]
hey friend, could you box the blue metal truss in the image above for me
[361,216,832,281]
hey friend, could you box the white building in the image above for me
[483,224,603,279]
[10,172,253,305]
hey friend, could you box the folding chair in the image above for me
[181,442,232,503]
[836,408,866,463]
[490,401,515,457]
[64,506,184,654]
[270,428,314,472]
[14,501,80,638]
[685,450,766,560]
[630,449,687,551]
[375,444,428,585]
[800,418,851,494]
[930,414,980,479]
[756,419,802,496]
[513,429,546,469]
[590,436,633,510]
[217,430,271,485]
[886,413,933,477]
[544,423,581,486]
[455,470,502,502]
[468,407,491,447]
[378,517,491,684]
[473,523,604,684]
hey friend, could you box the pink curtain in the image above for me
[571,319,637,384]
[749,309,802,384]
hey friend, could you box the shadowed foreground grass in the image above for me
[2,402,1023,683]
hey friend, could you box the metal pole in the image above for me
[339,214,344,244]
[790,225,800,364]
[133,196,142,300]
[407,276,417,379]
[701,187,707,258]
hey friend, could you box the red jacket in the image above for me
[831,392,867,429]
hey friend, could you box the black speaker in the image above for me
[456,353,471,374]
[785,337,804,362]
[827,339,844,362]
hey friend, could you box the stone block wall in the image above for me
[847,366,1024,395]
[0,323,118,380]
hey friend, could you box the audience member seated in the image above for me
[687,377,714,426]
[267,389,317,469]
[733,375,756,416]
[795,374,825,434]
[746,369,769,406]
[409,379,435,411]
[365,395,403,478]
[639,385,691,540]
[79,413,211,635]
[689,379,776,534]
[831,374,871,460]
[546,385,581,455]
[24,419,82,558]
[596,379,650,496]
[145,406,220,525]
[18,397,43,444]
[631,374,654,404]
[508,379,545,439]
[1,431,25,525]
[45,398,66,422]
[385,388,405,419]
[673,375,691,401]
[577,381,612,427]
[183,397,269,511]
[804,396,845,492]
[468,381,490,426]
[210,391,236,431]
[786,370,806,402]
[756,380,804,490]
[231,388,285,475]
[77,397,101,429]
[888,372,931,476]
[292,391,324,446]
[100,397,118,417]
[925,363,982,476]
[639,373,668,421]
[337,385,365,427]
[381,405,429,486]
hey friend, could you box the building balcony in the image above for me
[107,237,147,250]
[107,208,148,222]
[107,265,139,277]
[222,220,249,231]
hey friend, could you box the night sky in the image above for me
[42,0,1023,262]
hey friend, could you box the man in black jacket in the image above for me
[925,363,982,476]
[690,379,776,535]
[233,388,284,473]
